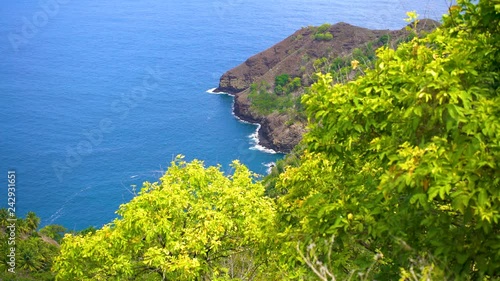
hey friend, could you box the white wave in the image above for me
[250,143,277,154]
[209,87,280,154]
[248,125,260,141]
[233,113,253,125]
[228,101,257,126]
[264,162,276,174]
[248,124,278,154]
[130,175,139,179]
[206,88,228,95]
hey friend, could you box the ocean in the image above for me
[0,0,452,230]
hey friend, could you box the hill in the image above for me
[215,20,439,152]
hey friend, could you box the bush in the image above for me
[313,32,333,41]
[317,23,331,33]
[278,1,500,278]
[378,34,391,45]
[275,74,290,88]
[53,159,277,280]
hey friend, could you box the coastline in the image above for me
[207,88,282,154]
[211,20,442,156]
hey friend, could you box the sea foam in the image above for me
[206,88,226,94]
[248,125,277,154]
[206,88,279,154]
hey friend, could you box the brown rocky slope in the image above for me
[215,20,439,153]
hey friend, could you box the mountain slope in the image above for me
[215,20,439,152]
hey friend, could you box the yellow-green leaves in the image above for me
[404,11,419,23]
[277,1,500,279]
[53,158,276,280]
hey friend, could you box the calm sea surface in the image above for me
[0,0,452,229]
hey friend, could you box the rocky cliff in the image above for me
[216,20,439,153]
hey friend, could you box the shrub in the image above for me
[317,23,331,33]
[313,32,333,41]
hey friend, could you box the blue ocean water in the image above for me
[0,0,452,230]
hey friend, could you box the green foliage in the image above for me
[248,76,302,115]
[317,23,331,33]
[289,77,302,91]
[75,225,97,236]
[39,225,66,244]
[275,74,290,88]
[277,0,500,279]
[378,34,391,45]
[3,3,497,281]
[249,82,288,115]
[328,41,379,84]
[53,157,277,280]
[274,74,290,95]
[353,41,376,62]
[274,74,301,96]
[313,23,334,41]
[0,210,59,281]
[313,57,328,72]
[263,144,304,198]
[313,32,333,41]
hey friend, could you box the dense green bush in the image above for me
[313,32,333,41]
[313,23,334,41]
[248,75,303,115]
[317,23,331,33]
[53,159,278,280]
[0,210,60,281]
[274,73,290,88]
[276,1,500,279]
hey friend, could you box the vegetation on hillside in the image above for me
[273,1,500,279]
[0,211,103,280]
[247,23,414,139]
[3,1,498,280]
[247,74,303,116]
[313,23,334,41]
[0,210,62,281]
[53,158,278,280]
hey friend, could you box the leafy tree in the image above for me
[53,157,276,280]
[274,73,290,95]
[275,73,290,88]
[276,0,500,279]
[288,77,302,92]
[75,225,97,236]
[313,23,334,41]
[25,212,40,234]
[39,225,67,243]
[17,237,57,272]
[0,210,59,281]
[313,32,333,41]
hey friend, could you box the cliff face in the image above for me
[216,20,439,153]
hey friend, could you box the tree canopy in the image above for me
[53,158,276,280]
[0,210,61,281]
[276,0,500,279]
